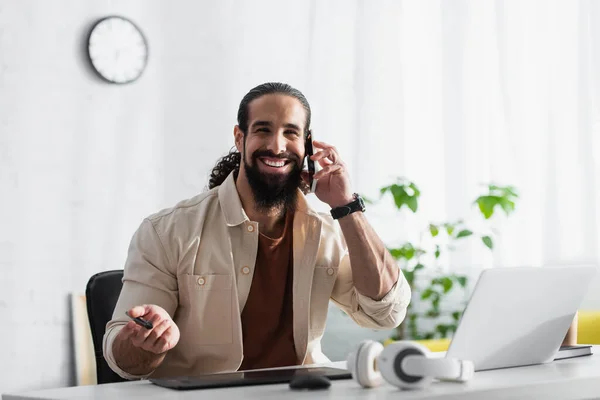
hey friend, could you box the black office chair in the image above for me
[85,270,128,384]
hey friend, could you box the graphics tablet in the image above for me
[150,366,352,390]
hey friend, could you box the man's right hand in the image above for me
[118,304,180,355]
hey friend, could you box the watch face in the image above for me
[87,16,148,84]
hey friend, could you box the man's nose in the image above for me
[266,133,287,155]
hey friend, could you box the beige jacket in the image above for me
[103,172,411,379]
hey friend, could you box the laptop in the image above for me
[445,265,598,371]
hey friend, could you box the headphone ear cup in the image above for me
[347,340,384,388]
[377,341,433,390]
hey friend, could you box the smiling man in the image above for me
[103,82,411,379]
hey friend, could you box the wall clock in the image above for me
[87,16,148,84]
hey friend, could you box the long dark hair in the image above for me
[207,82,311,189]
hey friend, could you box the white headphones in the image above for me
[347,340,474,390]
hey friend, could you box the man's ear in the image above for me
[233,126,244,153]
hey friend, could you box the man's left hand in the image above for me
[306,140,355,208]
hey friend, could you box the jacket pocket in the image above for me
[179,274,233,345]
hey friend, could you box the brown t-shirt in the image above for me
[239,211,297,370]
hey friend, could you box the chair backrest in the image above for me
[85,270,128,384]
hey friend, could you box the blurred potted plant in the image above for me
[367,180,519,341]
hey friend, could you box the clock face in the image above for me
[87,16,148,84]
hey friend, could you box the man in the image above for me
[103,82,411,380]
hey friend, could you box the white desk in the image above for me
[4,347,600,400]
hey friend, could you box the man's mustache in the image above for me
[251,150,301,163]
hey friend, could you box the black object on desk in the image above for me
[289,374,331,390]
[150,366,351,390]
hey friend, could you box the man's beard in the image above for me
[243,149,302,213]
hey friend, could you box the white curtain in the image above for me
[305,0,600,271]
[316,0,600,359]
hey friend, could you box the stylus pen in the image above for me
[125,311,153,329]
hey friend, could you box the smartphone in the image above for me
[305,130,318,193]
[125,311,153,330]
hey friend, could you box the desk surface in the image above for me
[4,347,600,400]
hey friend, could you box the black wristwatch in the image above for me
[330,193,366,220]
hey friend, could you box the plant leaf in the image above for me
[431,276,453,293]
[499,198,516,215]
[435,324,449,337]
[388,243,423,261]
[409,182,421,197]
[452,311,462,321]
[504,186,519,198]
[403,270,414,286]
[382,180,421,213]
[414,263,425,271]
[390,184,408,210]
[482,235,494,250]
[421,288,435,300]
[489,184,519,198]
[406,196,418,213]
[455,276,467,288]
[456,229,473,238]
[429,224,439,237]
[434,245,441,259]
[476,196,498,219]
[389,248,403,260]
[440,277,453,293]
[445,223,455,236]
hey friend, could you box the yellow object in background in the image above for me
[414,339,451,352]
[384,337,451,352]
[578,310,600,345]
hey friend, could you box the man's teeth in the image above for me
[263,159,286,167]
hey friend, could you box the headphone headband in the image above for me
[402,356,473,381]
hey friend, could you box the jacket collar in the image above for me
[217,172,248,226]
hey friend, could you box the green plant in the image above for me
[369,179,518,341]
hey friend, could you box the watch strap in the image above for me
[330,194,366,220]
